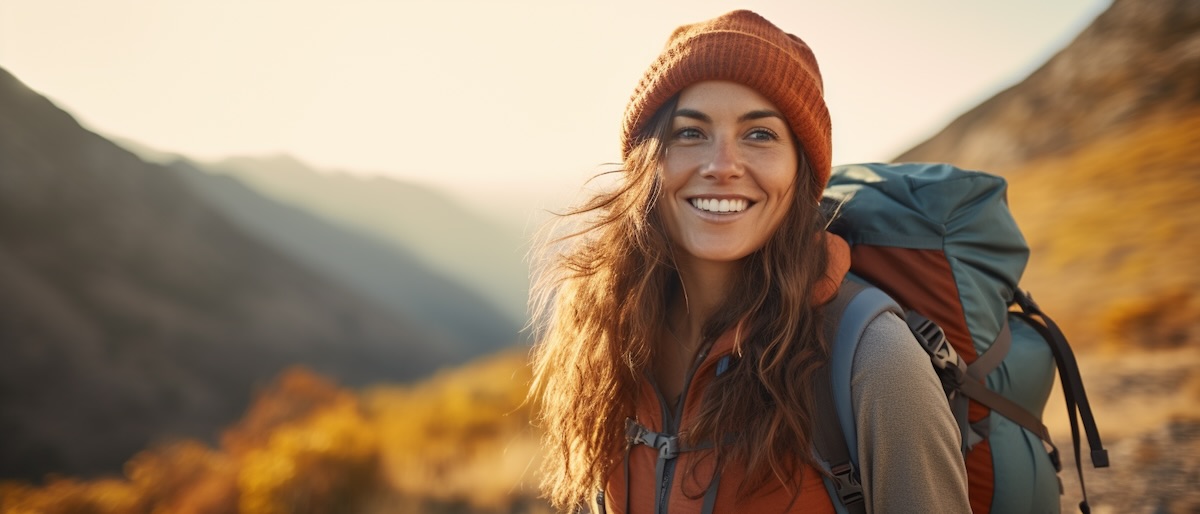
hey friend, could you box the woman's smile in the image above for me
[688,196,752,214]
[659,80,798,265]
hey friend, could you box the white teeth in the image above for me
[690,198,748,213]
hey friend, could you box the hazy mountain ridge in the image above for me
[0,66,467,480]
[896,0,1200,172]
[203,155,531,323]
[166,159,519,357]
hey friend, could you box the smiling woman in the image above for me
[528,10,970,514]
[659,81,799,270]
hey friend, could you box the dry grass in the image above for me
[1005,109,1200,352]
[0,351,548,514]
[1051,348,1200,513]
[1045,348,1200,442]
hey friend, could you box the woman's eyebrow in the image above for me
[672,108,785,123]
[673,108,710,122]
[739,109,785,123]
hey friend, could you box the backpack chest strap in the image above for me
[622,418,719,514]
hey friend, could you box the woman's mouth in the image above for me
[689,197,750,213]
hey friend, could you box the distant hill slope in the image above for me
[0,67,467,480]
[166,159,519,356]
[896,0,1199,172]
[1006,110,1200,349]
[201,155,531,323]
[893,0,1200,350]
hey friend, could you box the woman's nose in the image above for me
[700,138,745,181]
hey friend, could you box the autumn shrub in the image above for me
[222,367,355,458]
[0,358,546,514]
[366,350,542,511]
[123,441,237,514]
[0,441,238,514]
[0,477,142,514]
[236,399,381,514]
[1101,288,1199,350]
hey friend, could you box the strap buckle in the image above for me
[829,462,864,505]
[906,312,968,390]
[907,313,956,370]
[625,418,681,460]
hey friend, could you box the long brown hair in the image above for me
[529,94,832,510]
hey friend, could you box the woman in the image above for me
[530,10,970,513]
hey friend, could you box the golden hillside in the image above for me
[1008,109,1200,351]
[0,351,549,514]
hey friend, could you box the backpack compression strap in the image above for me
[905,312,1055,446]
[1012,290,1109,514]
[814,281,904,514]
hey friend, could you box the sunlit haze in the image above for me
[0,0,1109,228]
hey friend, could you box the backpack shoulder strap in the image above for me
[815,281,904,514]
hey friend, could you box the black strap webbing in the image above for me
[1012,290,1108,514]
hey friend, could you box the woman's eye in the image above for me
[747,128,779,142]
[675,127,704,140]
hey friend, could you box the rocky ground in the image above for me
[1051,347,1200,513]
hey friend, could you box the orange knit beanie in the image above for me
[621,10,832,195]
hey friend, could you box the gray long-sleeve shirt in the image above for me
[853,311,972,513]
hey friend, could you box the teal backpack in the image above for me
[815,163,1109,514]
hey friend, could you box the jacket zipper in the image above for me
[652,347,713,514]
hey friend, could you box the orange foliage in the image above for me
[0,478,141,514]
[221,368,356,458]
[0,441,235,514]
[235,399,380,514]
[0,357,546,514]
[364,350,544,511]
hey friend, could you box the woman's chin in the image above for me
[677,243,755,265]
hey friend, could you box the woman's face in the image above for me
[658,80,798,268]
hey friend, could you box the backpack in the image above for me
[814,162,1109,514]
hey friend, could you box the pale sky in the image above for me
[1,0,1109,228]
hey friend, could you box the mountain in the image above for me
[895,0,1200,173]
[198,155,531,323]
[3,2,1198,512]
[0,67,469,480]
[894,0,1200,350]
[165,159,520,356]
